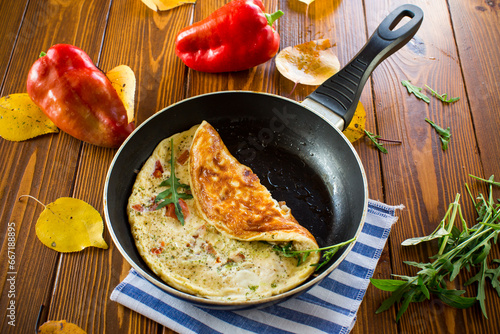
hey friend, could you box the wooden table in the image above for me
[1,0,499,333]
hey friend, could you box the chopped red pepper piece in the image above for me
[175,0,283,73]
[151,241,165,255]
[132,204,144,212]
[177,150,189,165]
[153,160,164,178]
[26,44,134,148]
[165,198,189,221]
[151,247,163,254]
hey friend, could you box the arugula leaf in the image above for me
[485,260,500,297]
[401,222,450,246]
[402,80,430,103]
[374,280,414,314]
[155,139,193,225]
[435,289,477,309]
[364,130,388,153]
[403,261,432,270]
[469,174,500,187]
[425,85,460,103]
[477,258,489,318]
[370,278,408,292]
[425,118,451,151]
[273,237,356,271]
[371,175,500,322]
[363,130,402,154]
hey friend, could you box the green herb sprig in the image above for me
[425,85,460,104]
[370,175,500,321]
[402,80,430,103]
[425,118,451,151]
[273,237,356,271]
[155,139,193,225]
[364,130,402,154]
[364,130,388,154]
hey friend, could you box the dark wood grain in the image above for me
[449,1,500,192]
[364,1,498,333]
[42,1,194,333]
[0,0,114,332]
[0,0,28,91]
[448,1,500,332]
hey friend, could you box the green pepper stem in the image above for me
[265,10,284,26]
[39,51,47,58]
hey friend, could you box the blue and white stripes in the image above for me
[111,199,402,334]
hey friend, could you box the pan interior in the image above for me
[216,121,341,248]
[105,91,366,304]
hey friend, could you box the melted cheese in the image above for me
[127,124,320,301]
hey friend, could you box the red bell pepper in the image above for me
[26,44,134,148]
[175,0,283,73]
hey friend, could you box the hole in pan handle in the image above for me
[303,4,424,131]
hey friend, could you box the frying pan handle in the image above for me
[305,4,423,130]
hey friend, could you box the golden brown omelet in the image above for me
[127,123,320,302]
[190,121,320,252]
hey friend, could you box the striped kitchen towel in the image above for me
[111,199,402,334]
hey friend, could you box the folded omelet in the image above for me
[127,122,320,301]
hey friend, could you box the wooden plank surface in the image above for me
[42,1,194,333]
[0,0,28,91]
[449,1,500,190]
[0,0,113,332]
[448,1,500,332]
[365,1,499,333]
[0,0,499,333]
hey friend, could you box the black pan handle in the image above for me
[305,4,424,130]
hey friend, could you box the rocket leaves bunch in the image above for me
[371,175,500,321]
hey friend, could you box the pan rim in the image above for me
[103,90,368,308]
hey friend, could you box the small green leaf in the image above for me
[469,174,500,187]
[419,283,430,300]
[472,244,491,264]
[370,278,407,292]
[425,85,460,104]
[485,261,500,297]
[364,129,388,154]
[154,139,193,225]
[450,260,463,281]
[435,258,454,273]
[396,289,417,322]
[403,261,430,269]
[477,258,488,319]
[402,80,430,103]
[437,290,477,309]
[375,281,412,314]
[401,226,450,246]
[425,118,451,151]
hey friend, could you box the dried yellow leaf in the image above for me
[0,93,58,141]
[106,65,136,123]
[34,197,108,252]
[343,102,366,143]
[141,0,196,12]
[38,320,87,333]
[276,39,340,85]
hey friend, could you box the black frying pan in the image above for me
[104,4,423,310]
